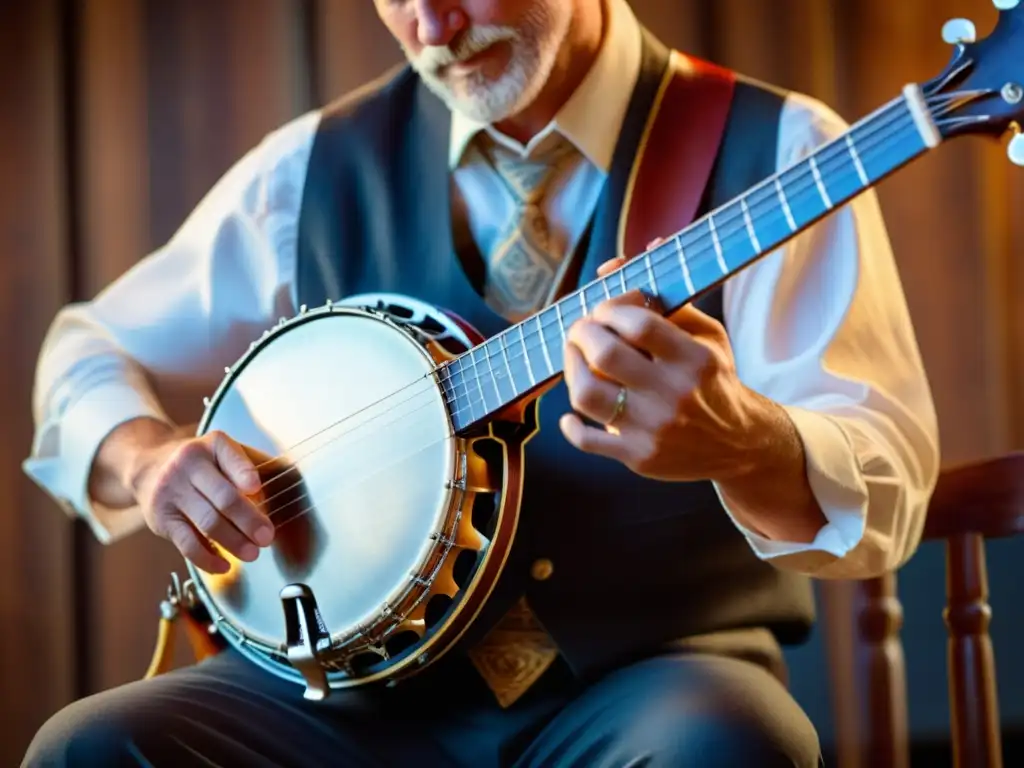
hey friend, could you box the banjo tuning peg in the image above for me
[942,18,976,44]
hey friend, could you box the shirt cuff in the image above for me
[22,382,173,544]
[714,405,870,560]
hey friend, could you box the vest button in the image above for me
[531,558,554,581]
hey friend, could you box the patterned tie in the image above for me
[467,595,560,709]
[477,132,579,321]
[464,133,574,707]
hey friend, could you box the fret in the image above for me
[579,289,587,316]
[708,215,728,273]
[581,280,609,314]
[554,302,566,340]
[774,177,797,231]
[846,134,869,186]
[489,334,519,402]
[438,364,456,400]
[808,155,833,208]
[483,344,502,402]
[817,138,860,205]
[518,324,536,387]
[784,164,831,225]
[644,251,658,294]
[497,333,513,383]
[674,235,695,294]
[469,347,493,413]
[540,307,565,372]
[523,314,549,385]
[536,313,554,375]
[447,364,477,427]
[740,197,761,253]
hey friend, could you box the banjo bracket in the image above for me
[280,583,331,701]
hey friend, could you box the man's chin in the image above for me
[422,78,525,125]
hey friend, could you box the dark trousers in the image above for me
[23,631,820,767]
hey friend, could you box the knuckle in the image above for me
[169,441,203,471]
[146,507,169,538]
[633,314,659,344]
[209,484,240,512]
[166,520,195,552]
[569,382,601,413]
[590,344,619,373]
[629,436,660,473]
[189,504,221,535]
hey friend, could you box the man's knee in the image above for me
[622,707,820,767]
[23,693,152,767]
[550,654,821,768]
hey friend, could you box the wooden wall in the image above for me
[2,0,1022,764]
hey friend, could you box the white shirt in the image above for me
[23,0,939,580]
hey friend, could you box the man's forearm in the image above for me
[715,390,827,544]
[87,416,178,509]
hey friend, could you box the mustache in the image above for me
[415,25,518,74]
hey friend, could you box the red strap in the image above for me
[620,53,736,259]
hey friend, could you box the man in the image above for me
[22,0,939,765]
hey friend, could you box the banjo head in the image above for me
[186,297,485,691]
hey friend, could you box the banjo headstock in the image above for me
[926,0,1024,164]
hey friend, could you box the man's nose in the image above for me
[414,0,468,47]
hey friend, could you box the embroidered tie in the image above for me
[464,133,573,707]
[477,132,579,321]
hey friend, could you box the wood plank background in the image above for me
[2,1,1022,764]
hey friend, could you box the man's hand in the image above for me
[127,431,275,574]
[559,253,827,543]
[559,254,768,482]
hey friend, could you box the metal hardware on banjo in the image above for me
[165,3,1024,702]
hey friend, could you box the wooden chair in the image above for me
[146,452,1024,767]
[823,451,1024,768]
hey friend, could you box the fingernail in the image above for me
[240,543,258,561]
[254,526,274,546]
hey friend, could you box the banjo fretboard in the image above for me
[440,91,936,433]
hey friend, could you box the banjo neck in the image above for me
[439,86,941,432]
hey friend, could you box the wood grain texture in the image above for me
[73,0,311,694]
[0,1,76,763]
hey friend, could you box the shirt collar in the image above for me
[448,0,643,172]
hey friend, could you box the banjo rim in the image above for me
[181,297,523,693]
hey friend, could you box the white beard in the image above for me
[403,3,572,125]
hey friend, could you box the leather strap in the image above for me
[619,52,736,259]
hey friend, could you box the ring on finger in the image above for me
[608,386,628,426]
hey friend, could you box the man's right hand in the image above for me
[127,430,276,574]
[89,417,275,574]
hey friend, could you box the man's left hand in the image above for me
[559,257,770,484]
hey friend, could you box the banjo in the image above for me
[155,3,1024,701]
